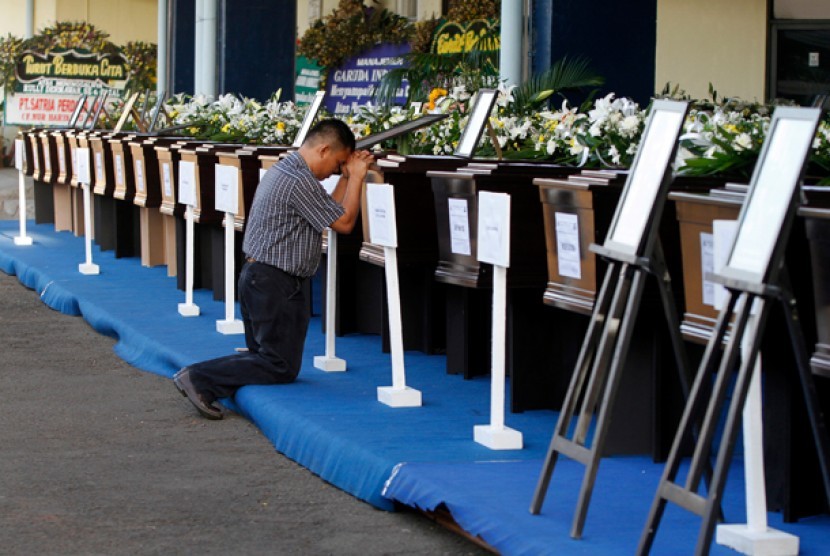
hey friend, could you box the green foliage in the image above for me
[510,56,605,114]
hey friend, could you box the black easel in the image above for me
[637,106,830,555]
[529,100,695,538]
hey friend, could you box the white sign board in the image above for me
[15,139,24,170]
[366,182,398,248]
[215,164,239,214]
[135,159,145,193]
[178,160,197,206]
[477,191,511,267]
[448,198,471,256]
[95,151,104,182]
[162,163,173,198]
[555,212,581,279]
[75,147,91,184]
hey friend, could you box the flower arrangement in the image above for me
[122,41,158,93]
[297,0,411,79]
[165,92,304,144]
[26,21,119,55]
[0,33,24,91]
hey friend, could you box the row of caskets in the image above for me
[19,126,830,520]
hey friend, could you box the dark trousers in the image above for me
[188,261,310,402]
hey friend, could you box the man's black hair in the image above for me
[304,118,356,152]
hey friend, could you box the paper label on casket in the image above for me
[162,163,173,198]
[477,191,511,267]
[114,154,124,185]
[700,232,715,306]
[259,168,267,180]
[555,212,581,279]
[95,152,103,182]
[712,220,738,310]
[135,159,145,193]
[44,148,51,170]
[33,146,40,170]
[178,160,197,206]
[366,182,397,248]
[71,148,78,176]
[58,146,66,172]
[214,164,239,214]
[14,139,24,170]
[75,147,91,184]
[448,198,471,256]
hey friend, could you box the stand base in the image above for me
[716,524,799,556]
[78,262,100,275]
[377,386,422,407]
[178,303,200,317]
[314,355,347,372]
[474,424,524,450]
[14,236,33,246]
[216,319,244,335]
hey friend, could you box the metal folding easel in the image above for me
[529,99,697,538]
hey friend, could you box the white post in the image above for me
[474,264,523,449]
[25,0,34,38]
[216,212,243,334]
[75,147,99,275]
[194,0,217,97]
[177,205,200,316]
[499,0,524,87]
[157,0,168,96]
[314,229,347,371]
[712,220,799,555]
[716,313,799,555]
[377,245,422,407]
[14,139,33,246]
[474,190,522,449]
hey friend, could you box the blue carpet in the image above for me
[1,219,828,555]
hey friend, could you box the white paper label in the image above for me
[14,139,24,170]
[477,191,511,267]
[555,212,581,279]
[712,220,738,310]
[135,159,145,193]
[95,151,104,182]
[71,147,78,174]
[259,167,267,180]
[75,147,91,184]
[366,182,397,248]
[700,232,715,307]
[58,146,66,172]
[162,163,173,198]
[215,164,238,214]
[33,145,40,171]
[115,154,124,185]
[178,160,197,206]
[44,148,51,170]
[448,198,471,256]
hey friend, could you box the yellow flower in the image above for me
[723,123,738,134]
[189,127,199,134]
[221,123,231,133]
[277,121,286,130]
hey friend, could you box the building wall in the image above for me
[655,0,767,101]
[0,0,157,44]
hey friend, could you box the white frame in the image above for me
[454,89,498,159]
[602,99,689,258]
[719,106,821,286]
[292,91,326,148]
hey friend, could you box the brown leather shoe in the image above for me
[173,368,223,420]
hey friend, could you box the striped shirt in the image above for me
[242,152,344,277]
